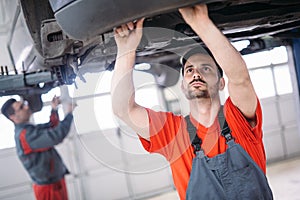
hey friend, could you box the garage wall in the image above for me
[0,72,175,200]
[1,46,300,199]
[262,46,300,162]
[0,126,174,200]
[262,94,300,161]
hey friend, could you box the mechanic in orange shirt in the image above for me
[111,4,273,199]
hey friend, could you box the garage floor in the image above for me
[146,156,300,200]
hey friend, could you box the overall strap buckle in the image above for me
[192,137,202,154]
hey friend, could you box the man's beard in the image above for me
[186,89,210,100]
[185,84,219,100]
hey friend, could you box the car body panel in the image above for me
[1,0,300,112]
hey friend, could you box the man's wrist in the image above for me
[189,17,211,31]
[117,49,136,58]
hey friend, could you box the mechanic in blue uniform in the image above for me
[1,96,76,200]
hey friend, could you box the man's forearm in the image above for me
[111,51,137,118]
[191,17,249,82]
[50,109,59,127]
[179,4,257,117]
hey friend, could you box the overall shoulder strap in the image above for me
[217,106,233,142]
[184,115,202,152]
[185,106,232,153]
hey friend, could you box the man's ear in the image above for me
[219,77,225,91]
[181,80,185,92]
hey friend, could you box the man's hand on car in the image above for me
[114,18,144,56]
[51,95,61,110]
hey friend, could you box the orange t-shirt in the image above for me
[139,97,267,200]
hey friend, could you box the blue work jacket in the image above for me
[14,110,73,185]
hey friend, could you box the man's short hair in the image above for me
[180,46,223,77]
[1,98,16,119]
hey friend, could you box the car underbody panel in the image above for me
[1,0,300,112]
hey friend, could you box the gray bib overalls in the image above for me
[185,109,273,200]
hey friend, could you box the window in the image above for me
[33,87,63,124]
[0,96,20,149]
[273,64,293,95]
[249,68,276,98]
[0,114,15,149]
[71,70,160,134]
[225,45,292,99]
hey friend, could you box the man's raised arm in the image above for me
[179,4,257,121]
[111,19,150,140]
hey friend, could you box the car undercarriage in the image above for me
[1,0,300,112]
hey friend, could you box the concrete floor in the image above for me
[147,156,300,200]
